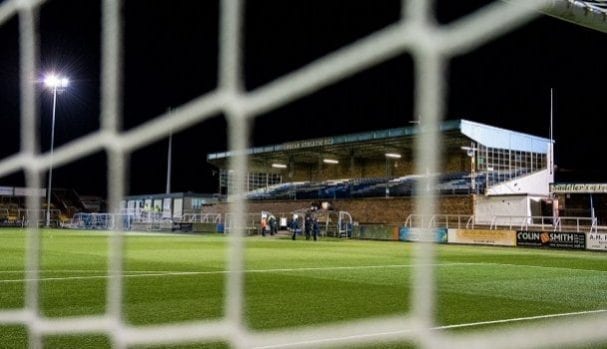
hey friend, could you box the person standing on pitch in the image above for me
[260,214,268,237]
[268,214,278,236]
[291,214,299,240]
[312,216,320,241]
[304,212,312,240]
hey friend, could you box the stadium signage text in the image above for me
[550,183,607,194]
[516,231,585,250]
[587,232,607,251]
[448,229,516,246]
[0,186,13,196]
[281,138,334,151]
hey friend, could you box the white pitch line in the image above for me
[253,309,607,349]
[478,261,607,274]
[0,269,175,274]
[0,263,478,283]
[2,261,605,283]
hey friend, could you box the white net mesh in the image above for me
[2,0,607,348]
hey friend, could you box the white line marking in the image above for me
[0,269,176,274]
[0,263,476,283]
[2,261,605,283]
[478,261,607,273]
[254,309,607,348]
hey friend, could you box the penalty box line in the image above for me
[253,309,607,349]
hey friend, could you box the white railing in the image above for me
[404,214,477,230]
[180,213,222,223]
[405,214,598,233]
[489,215,597,233]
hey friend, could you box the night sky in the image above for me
[0,0,606,198]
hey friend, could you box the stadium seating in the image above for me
[244,169,540,201]
[52,188,88,218]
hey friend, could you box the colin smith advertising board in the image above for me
[516,231,585,250]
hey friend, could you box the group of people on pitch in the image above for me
[260,205,322,241]
[260,213,278,237]
[291,210,320,241]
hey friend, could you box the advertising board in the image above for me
[587,232,607,251]
[516,231,586,250]
[448,229,516,247]
[353,225,397,241]
[0,186,13,196]
[13,187,45,197]
[399,227,447,243]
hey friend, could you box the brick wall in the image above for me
[203,195,473,225]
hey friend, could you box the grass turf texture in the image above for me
[0,229,606,348]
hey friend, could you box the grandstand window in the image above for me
[220,169,282,197]
[192,198,206,210]
[476,144,547,186]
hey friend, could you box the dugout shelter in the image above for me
[120,192,220,222]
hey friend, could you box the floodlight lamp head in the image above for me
[44,74,69,89]
[44,75,59,88]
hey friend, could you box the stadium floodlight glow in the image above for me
[323,158,339,164]
[43,72,69,227]
[272,163,287,169]
[385,152,402,159]
[44,74,69,89]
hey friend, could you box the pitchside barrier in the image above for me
[65,212,134,230]
[65,212,227,233]
[18,208,61,228]
[587,231,607,251]
[399,214,607,251]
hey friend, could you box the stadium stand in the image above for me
[207,119,554,225]
[0,186,101,227]
[51,188,88,218]
[246,172,490,200]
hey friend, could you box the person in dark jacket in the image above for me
[268,214,278,236]
[312,216,320,241]
[304,212,312,240]
[291,215,300,240]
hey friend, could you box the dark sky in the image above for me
[0,0,606,197]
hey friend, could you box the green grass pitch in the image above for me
[1,228,606,348]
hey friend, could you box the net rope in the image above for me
[1,0,607,348]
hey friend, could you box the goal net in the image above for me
[1,0,607,348]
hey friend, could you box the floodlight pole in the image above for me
[166,131,172,194]
[44,74,68,228]
[46,85,58,227]
[166,108,173,194]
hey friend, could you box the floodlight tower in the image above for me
[43,74,69,227]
